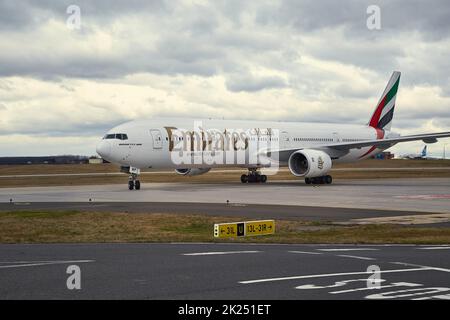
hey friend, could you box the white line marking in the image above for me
[288,251,322,255]
[366,287,450,300]
[0,260,94,269]
[317,248,378,252]
[390,262,450,273]
[337,255,376,261]
[183,251,261,256]
[418,247,450,250]
[1,167,448,178]
[239,267,433,284]
[0,260,93,264]
[296,279,377,290]
[412,294,450,300]
[330,282,421,294]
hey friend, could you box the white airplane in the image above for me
[401,145,428,159]
[400,145,441,160]
[96,71,450,190]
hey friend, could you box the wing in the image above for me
[325,131,450,150]
[266,131,450,160]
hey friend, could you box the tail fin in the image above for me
[368,71,401,131]
[422,145,427,157]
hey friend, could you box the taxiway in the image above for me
[1,243,449,299]
[0,178,449,214]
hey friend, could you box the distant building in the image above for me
[88,157,104,164]
[0,155,89,165]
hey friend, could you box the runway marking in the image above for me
[295,279,379,290]
[288,251,323,255]
[0,260,93,264]
[330,282,421,294]
[390,262,450,273]
[317,248,378,252]
[412,294,450,300]
[239,267,433,284]
[183,251,261,256]
[394,194,450,200]
[365,287,450,300]
[0,260,94,269]
[2,167,448,178]
[418,246,450,250]
[337,255,376,261]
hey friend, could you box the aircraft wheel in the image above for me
[305,178,311,184]
[241,174,248,183]
[135,180,141,190]
[261,175,267,183]
[325,175,332,184]
[128,181,134,190]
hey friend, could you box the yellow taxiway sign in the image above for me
[214,220,275,238]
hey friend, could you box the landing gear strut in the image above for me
[241,168,267,183]
[127,167,141,190]
[305,175,332,185]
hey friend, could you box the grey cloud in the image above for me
[260,0,450,39]
[1,0,448,86]
[0,0,449,156]
[226,74,287,92]
[0,0,170,29]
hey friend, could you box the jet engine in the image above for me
[175,168,211,176]
[288,149,332,178]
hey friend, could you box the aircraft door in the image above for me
[333,132,341,143]
[280,131,291,149]
[150,129,163,149]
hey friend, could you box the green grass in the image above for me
[1,210,79,219]
[0,210,449,244]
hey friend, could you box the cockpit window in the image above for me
[116,133,128,140]
[103,133,128,140]
[104,134,115,139]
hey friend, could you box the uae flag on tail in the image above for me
[368,71,401,131]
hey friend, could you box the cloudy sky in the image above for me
[1,0,450,157]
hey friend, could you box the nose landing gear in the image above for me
[128,178,141,190]
[126,167,141,190]
[240,168,267,183]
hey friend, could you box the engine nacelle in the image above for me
[175,168,211,176]
[288,149,332,178]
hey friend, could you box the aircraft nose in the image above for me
[96,140,111,158]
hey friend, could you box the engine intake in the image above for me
[175,168,211,176]
[288,149,332,178]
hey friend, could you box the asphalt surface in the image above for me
[1,243,449,300]
[1,178,449,213]
[0,201,446,224]
[1,167,449,178]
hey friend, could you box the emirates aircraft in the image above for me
[96,71,450,190]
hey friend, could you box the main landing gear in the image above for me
[305,175,333,185]
[241,168,267,183]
